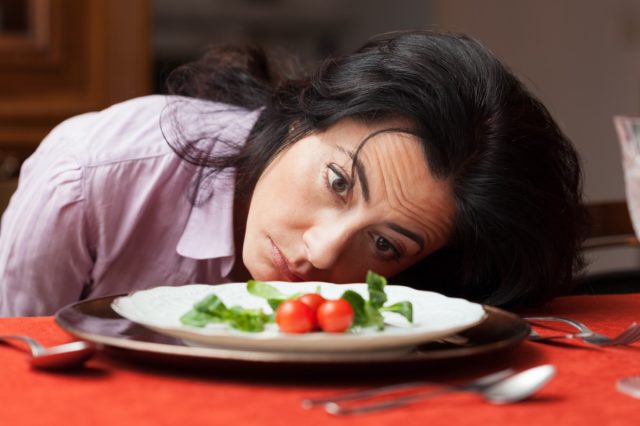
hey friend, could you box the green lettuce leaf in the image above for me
[340,290,367,327]
[366,270,388,309]
[246,280,287,299]
[380,301,413,323]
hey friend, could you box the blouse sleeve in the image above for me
[0,124,94,316]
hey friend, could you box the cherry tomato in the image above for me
[317,299,355,333]
[297,293,326,329]
[275,300,315,333]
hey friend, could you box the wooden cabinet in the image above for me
[0,0,151,170]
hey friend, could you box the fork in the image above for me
[524,316,640,346]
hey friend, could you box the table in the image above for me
[1,294,640,426]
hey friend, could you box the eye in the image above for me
[327,163,351,197]
[373,234,401,261]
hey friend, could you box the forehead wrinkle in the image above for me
[350,127,418,202]
[367,143,425,226]
[379,152,427,226]
[371,140,452,253]
[392,161,454,251]
[389,178,449,253]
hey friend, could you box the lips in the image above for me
[269,239,304,282]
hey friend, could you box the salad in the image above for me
[179,271,413,334]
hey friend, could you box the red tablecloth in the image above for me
[1,294,640,426]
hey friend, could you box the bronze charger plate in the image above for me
[55,294,530,373]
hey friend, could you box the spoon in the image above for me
[480,364,556,404]
[325,364,556,415]
[0,335,97,370]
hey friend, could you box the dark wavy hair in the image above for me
[164,30,588,307]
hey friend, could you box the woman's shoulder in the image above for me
[95,94,252,120]
[100,94,256,121]
[49,95,260,167]
[60,94,252,140]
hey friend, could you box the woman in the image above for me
[0,31,587,316]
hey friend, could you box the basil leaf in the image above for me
[180,309,219,327]
[366,270,387,309]
[183,290,274,332]
[247,280,287,299]
[226,306,270,332]
[267,298,285,311]
[381,301,413,323]
[194,294,228,316]
[364,301,385,330]
[247,281,300,311]
[340,290,367,327]
[266,293,303,311]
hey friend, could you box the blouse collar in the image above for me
[176,106,262,277]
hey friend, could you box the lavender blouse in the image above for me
[0,95,261,316]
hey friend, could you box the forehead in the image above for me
[320,117,430,186]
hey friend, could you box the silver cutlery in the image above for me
[528,329,591,342]
[302,365,555,415]
[524,316,640,346]
[617,375,640,399]
[302,368,514,409]
[0,335,97,370]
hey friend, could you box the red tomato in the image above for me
[297,293,326,329]
[275,300,315,333]
[317,299,355,333]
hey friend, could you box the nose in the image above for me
[302,219,355,270]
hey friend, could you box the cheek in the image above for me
[249,157,320,233]
[328,243,416,283]
[263,163,320,211]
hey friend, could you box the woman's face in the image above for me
[240,118,455,284]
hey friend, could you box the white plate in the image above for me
[111,282,487,354]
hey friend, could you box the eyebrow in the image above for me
[386,222,425,252]
[336,146,370,201]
